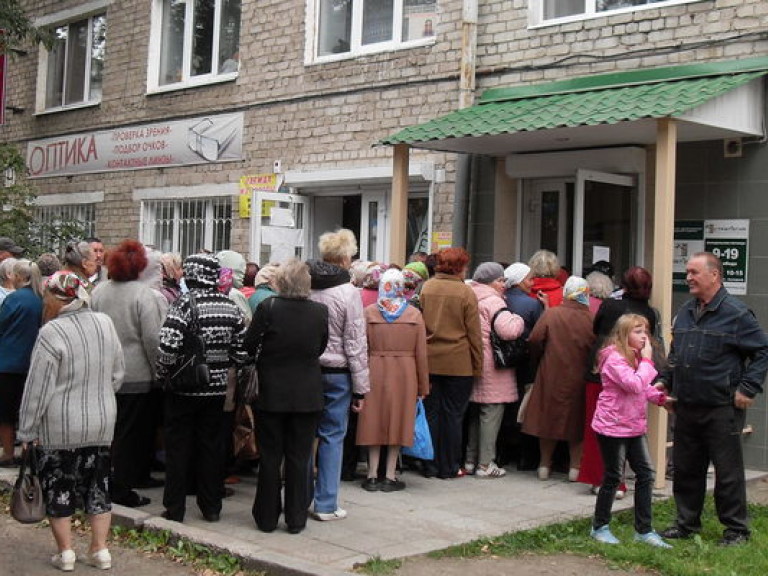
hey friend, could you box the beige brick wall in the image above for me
[3,0,767,252]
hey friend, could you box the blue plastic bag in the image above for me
[402,398,434,461]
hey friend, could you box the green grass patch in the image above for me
[354,555,402,575]
[426,497,768,576]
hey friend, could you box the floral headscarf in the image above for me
[377,268,408,323]
[563,275,590,307]
[349,260,373,287]
[362,263,387,291]
[401,267,424,299]
[46,270,90,313]
[218,267,234,294]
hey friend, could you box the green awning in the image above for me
[380,57,768,150]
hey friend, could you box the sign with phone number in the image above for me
[673,219,749,295]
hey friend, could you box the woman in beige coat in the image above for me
[522,276,595,482]
[357,269,429,491]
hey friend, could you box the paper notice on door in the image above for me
[262,226,304,263]
[592,246,610,264]
[270,207,295,227]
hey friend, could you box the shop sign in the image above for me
[673,219,749,295]
[431,231,452,252]
[26,112,244,178]
[239,174,281,218]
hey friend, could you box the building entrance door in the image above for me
[250,190,309,265]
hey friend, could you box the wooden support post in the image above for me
[648,117,677,490]
[389,143,410,266]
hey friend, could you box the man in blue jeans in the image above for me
[659,252,768,546]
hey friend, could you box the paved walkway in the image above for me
[2,465,765,576]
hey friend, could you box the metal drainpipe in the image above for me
[452,0,478,249]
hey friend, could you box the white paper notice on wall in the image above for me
[261,226,303,263]
[270,207,295,227]
[592,246,610,264]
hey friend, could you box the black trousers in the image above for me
[423,374,474,478]
[672,403,749,536]
[111,392,154,499]
[163,394,226,521]
[252,410,320,532]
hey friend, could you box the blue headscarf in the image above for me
[377,268,409,323]
[563,275,590,306]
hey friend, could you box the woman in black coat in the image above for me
[244,259,328,535]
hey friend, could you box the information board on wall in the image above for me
[673,219,749,295]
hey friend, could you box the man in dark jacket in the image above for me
[659,252,768,546]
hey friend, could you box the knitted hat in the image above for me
[404,261,429,280]
[472,262,504,284]
[504,262,531,287]
[183,254,220,289]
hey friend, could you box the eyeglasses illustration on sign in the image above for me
[187,116,240,162]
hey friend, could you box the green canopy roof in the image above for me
[380,57,768,148]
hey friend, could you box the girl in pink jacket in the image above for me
[590,314,671,548]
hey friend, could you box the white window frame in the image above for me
[528,0,704,28]
[34,1,109,114]
[32,192,102,250]
[305,0,437,65]
[147,0,241,94]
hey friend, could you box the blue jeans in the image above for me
[312,372,352,513]
[593,433,655,534]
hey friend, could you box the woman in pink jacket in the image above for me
[464,262,524,478]
[590,313,671,548]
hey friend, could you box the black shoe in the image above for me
[287,525,305,535]
[161,510,184,522]
[422,464,438,478]
[361,478,380,492]
[113,491,151,508]
[660,526,692,540]
[719,530,749,547]
[202,511,220,522]
[135,477,164,489]
[379,478,406,492]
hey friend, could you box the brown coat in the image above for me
[419,274,483,377]
[356,304,430,446]
[521,300,595,442]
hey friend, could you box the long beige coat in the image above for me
[357,305,430,446]
[521,300,595,442]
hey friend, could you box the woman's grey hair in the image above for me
[0,257,18,284]
[528,249,560,278]
[63,241,94,269]
[36,253,62,277]
[274,258,311,299]
[13,259,43,298]
[586,271,615,300]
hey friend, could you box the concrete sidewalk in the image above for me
[2,465,765,576]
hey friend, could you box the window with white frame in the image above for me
[33,204,97,251]
[313,0,436,60]
[43,13,106,110]
[149,0,242,90]
[141,198,232,257]
[534,0,703,25]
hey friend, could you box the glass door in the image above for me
[250,191,309,265]
[574,169,637,277]
[521,180,573,269]
[361,190,388,262]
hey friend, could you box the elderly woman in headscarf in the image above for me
[248,263,280,314]
[357,268,429,491]
[217,250,252,323]
[91,240,166,506]
[159,252,184,304]
[360,263,387,308]
[18,271,124,571]
[522,276,595,482]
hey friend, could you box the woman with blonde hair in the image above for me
[307,228,369,521]
[0,260,43,466]
[528,249,562,308]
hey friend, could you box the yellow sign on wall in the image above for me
[431,231,452,252]
[239,174,279,218]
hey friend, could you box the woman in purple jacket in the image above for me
[590,313,671,548]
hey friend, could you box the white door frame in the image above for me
[250,190,309,264]
[574,169,636,276]
[360,189,389,262]
[521,179,569,263]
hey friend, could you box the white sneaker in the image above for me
[537,466,550,480]
[51,550,76,572]
[568,467,580,482]
[311,508,347,521]
[475,462,506,478]
[86,548,112,569]
[616,489,626,500]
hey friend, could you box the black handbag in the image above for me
[166,292,211,392]
[490,307,527,369]
[10,445,46,524]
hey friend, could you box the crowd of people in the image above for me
[0,230,766,570]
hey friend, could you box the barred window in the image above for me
[140,198,232,257]
[33,204,97,252]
